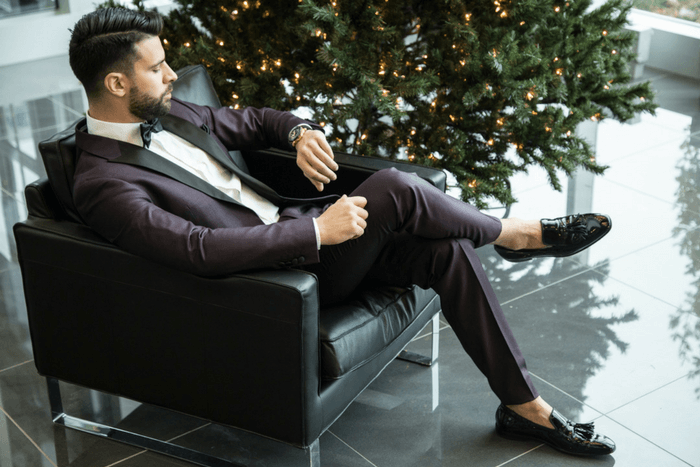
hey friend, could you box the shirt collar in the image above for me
[86,112,144,147]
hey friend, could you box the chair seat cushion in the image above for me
[319,285,436,380]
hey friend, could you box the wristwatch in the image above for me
[289,123,313,147]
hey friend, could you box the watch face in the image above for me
[289,127,302,142]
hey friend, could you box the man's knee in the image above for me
[366,167,430,194]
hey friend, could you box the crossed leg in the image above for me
[304,168,554,426]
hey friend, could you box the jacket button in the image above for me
[298,256,305,264]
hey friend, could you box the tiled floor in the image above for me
[1,53,699,466]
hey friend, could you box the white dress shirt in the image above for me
[85,113,322,248]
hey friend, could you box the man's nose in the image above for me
[164,62,178,83]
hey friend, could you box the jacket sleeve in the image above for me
[170,98,322,152]
[73,171,320,277]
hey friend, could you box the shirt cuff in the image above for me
[312,217,321,250]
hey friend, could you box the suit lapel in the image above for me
[160,114,282,204]
[112,141,241,206]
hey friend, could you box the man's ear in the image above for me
[103,72,129,98]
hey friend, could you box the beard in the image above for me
[129,83,173,122]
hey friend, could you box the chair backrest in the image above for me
[37,64,229,223]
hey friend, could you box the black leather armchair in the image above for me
[13,65,444,466]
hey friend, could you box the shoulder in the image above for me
[169,97,215,125]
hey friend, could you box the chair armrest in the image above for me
[24,178,67,220]
[243,148,447,199]
[13,217,322,443]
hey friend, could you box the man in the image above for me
[68,7,615,457]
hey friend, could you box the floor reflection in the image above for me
[480,250,638,419]
[673,133,700,399]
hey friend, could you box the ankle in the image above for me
[507,397,555,429]
[494,218,545,250]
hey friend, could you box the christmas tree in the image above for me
[114,0,657,208]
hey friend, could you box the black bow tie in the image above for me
[140,119,163,148]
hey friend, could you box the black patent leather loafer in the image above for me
[494,213,611,262]
[495,404,616,456]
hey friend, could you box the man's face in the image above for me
[128,36,177,121]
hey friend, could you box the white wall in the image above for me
[0,0,176,68]
[0,0,103,68]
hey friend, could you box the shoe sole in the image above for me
[496,426,614,457]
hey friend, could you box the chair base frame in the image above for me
[46,313,440,467]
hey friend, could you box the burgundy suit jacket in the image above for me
[73,98,336,276]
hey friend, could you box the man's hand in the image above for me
[316,195,368,245]
[295,130,339,191]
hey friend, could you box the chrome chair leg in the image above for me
[308,439,320,467]
[47,377,250,467]
[397,312,440,366]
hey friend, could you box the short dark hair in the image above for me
[69,7,164,98]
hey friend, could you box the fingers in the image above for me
[340,195,368,237]
[308,176,324,192]
[316,195,369,245]
[347,196,368,209]
[296,130,338,189]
